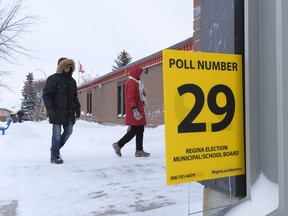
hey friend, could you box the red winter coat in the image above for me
[124,66,147,126]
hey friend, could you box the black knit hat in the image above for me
[58,57,67,65]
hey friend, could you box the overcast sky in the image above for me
[1,0,193,110]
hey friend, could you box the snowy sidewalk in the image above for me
[0,200,17,216]
[0,120,203,216]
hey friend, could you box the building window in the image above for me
[117,84,125,117]
[87,92,92,115]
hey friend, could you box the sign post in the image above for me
[163,50,245,185]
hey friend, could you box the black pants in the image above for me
[117,125,144,151]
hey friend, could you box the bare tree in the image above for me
[80,73,100,85]
[34,78,45,93]
[0,0,38,89]
[0,70,11,90]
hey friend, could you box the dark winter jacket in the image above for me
[43,58,81,125]
[124,66,147,126]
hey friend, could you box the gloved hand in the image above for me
[47,109,56,117]
[76,109,81,118]
[132,107,142,121]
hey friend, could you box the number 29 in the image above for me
[177,84,235,133]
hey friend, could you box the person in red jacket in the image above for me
[112,65,150,157]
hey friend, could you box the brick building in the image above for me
[77,37,193,127]
[0,108,12,122]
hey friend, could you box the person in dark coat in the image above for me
[17,110,24,123]
[112,65,150,157]
[43,57,81,164]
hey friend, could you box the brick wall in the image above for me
[141,63,164,126]
[193,0,201,51]
[79,63,164,127]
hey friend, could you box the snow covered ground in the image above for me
[0,119,279,216]
[0,120,203,216]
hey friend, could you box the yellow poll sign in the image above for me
[163,49,245,185]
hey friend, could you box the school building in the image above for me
[77,37,193,127]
